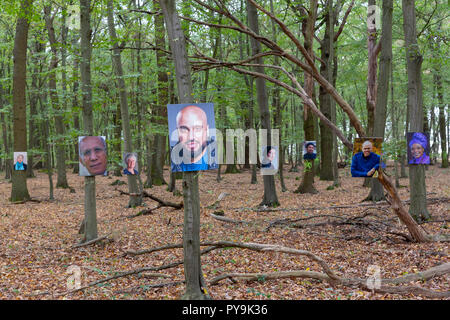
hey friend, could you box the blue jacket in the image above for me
[170,141,218,173]
[351,152,381,177]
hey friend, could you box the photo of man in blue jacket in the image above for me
[351,140,381,177]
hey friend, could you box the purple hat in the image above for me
[409,132,427,150]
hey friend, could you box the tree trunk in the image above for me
[365,0,392,202]
[434,74,448,168]
[107,0,142,207]
[402,0,430,222]
[80,0,97,242]
[151,0,168,186]
[247,0,279,206]
[296,0,318,194]
[11,0,32,202]
[160,0,210,300]
[319,0,335,182]
[44,5,69,189]
[72,34,81,174]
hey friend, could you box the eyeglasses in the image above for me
[82,147,105,158]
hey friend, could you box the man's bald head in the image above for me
[176,105,209,155]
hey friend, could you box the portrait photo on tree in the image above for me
[167,103,218,172]
[407,132,431,165]
[123,152,139,175]
[78,136,108,177]
[351,137,384,178]
[261,145,278,175]
[13,152,28,171]
[303,141,317,160]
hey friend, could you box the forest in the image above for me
[0,0,448,301]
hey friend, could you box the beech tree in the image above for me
[10,0,33,203]
[79,0,98,242]
[160,0,210,299]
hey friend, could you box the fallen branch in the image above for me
[55,246,217,297]
[72,235,108,248]
[210,263,450,298]
[209,213,249,225]
[128,204,163,218]
[116,189,183,209]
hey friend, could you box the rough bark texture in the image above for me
[107,0,142,207]
[247,0,279,206]
[319,0,335,181]
[434,73,448,168]
[295,0,318,194]
[44,5,69,189]
[151,0,168,186]
[11,0,32,202]
[366,0,393,202]
[160,0,210,300]
[80,0,97,242]
[402,0,430,222]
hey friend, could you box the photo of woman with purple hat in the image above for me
[407,132,430,165]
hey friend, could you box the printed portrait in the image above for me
[13,152,28,171]
[123,152,139,175]
[167,103,218,172]
[351,137,384,177]
[78,136,108,176]
[407,132,430,165]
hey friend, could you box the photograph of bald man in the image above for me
[351,139,383,177]
[79,136,108,176]
[168,103,218,172]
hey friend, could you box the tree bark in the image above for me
[160,0,210,300]
[107,0,142,207]
[434,73,448,168]
[295,0,318,194]
[44,5,70,189]
[365,0,393,202]
[319,0,335,182]
[11,0,32,202]
[247,0,279,205]
[402,0,430,222]
[151,0,168,186]
[80,0,97,242]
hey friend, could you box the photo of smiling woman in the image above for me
[123,153,138,175]
[78,136,108,176]
[407,132,430,165]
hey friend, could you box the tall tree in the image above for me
[10,0,33,202]
[246,0,279,206]
[318,0,335,182]
[402,0,430,222]
[106,0,142,207]
[295,0,318,194]
[44,4,70,189]
[365,0,393,202]
[79,0,98,242]
[151,0,168,186]
[160,0,210,299]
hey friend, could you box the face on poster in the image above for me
[261,146,278,174]
[303,141,317,160]
[407,132,430,165]
[352,138,383,157]
[13,152,28,171]
[78,136,108,176]
[123,152,139,175]
[350,137,384,178]
[167,103,218,172]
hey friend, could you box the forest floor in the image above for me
[0,163,448,300]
